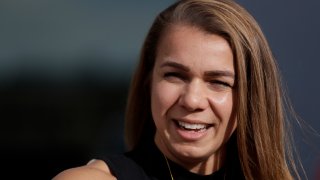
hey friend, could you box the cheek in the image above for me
[210,92,235,122]
[210,92,237,139]
[151,81,180,119]
[220,92,237,134]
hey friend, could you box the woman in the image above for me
[54,0,301,179]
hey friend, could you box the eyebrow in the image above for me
[204,71,235,79]
[160,60,235,79]
[160,61,190,72]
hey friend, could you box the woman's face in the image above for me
[151,24,237,172]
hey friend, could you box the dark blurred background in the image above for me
[0,0,319,179]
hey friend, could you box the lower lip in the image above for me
[174,121,210,141]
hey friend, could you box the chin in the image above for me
[171,142,218,162]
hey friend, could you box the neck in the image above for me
[155,138,226,175]
[176,149,226,175]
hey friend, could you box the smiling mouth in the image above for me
[174,120,213,132]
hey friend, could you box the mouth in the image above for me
[174,120,214,132]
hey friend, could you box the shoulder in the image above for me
[52,159,116,180]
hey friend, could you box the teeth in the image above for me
[177,121,207,130]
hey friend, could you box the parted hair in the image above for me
[125,0,300,179]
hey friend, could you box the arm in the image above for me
[52,159,116,180]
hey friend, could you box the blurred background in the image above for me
[0,0,319,179]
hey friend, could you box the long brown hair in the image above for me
[125,0,300,179]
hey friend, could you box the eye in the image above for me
[208,80,233,90]
[163,72,186,81]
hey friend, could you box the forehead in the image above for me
[155,24,234,72]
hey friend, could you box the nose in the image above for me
[178,79,209,111]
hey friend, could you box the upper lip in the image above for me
[173,118,214,125]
